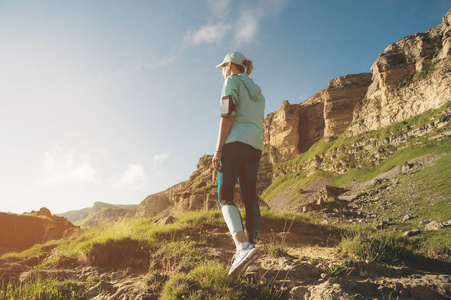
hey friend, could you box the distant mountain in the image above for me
[58,202,137,228]
[57,207,91,224]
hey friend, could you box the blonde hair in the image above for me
[233,59,253,76]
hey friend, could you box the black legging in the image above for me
[217,142,261,244]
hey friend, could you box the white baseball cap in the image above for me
[215,51,247,71]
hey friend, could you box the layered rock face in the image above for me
[324,74,373,137]
[347,9,451,135]
[133,181,187,218]
[171,155,218,216]
[133,155,219,218]
[263,73,372,164]
[0,208,77,255]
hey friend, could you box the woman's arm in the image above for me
[212,116,234,172]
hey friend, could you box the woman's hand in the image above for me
[212,151,222,172]
[212,116,234,173]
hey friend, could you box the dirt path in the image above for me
[204,219,451,299]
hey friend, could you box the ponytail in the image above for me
[233,59,254,76]
[243,59,253,76]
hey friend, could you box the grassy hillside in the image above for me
[260,102,451,262]
[261,101,451,208]
[2,206,449,299]
[1,210,316,299]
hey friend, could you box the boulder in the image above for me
[425,221,444,230]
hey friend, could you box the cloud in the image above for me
[151,153,169,179]
[180,23,232,52]
[180,0,289,51]
[117,163,146,190]
[40,146,149,191]
[40,146,97,186]
[134,55,180,70]
[153,153,169,169]
[152,0,289,67]
[234,12,259,44]
[207,0,232,17]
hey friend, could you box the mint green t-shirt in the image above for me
[221,74,265,151]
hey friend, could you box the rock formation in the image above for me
[0,208,78,255]
[133,181,186,218]
[263,73,372,164]
[129,155,218,219]
[347,9,451,135]
[264,95,324,164]
[163,155,218,217]
[324,74,373,137]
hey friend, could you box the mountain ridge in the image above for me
[58,201,137,227]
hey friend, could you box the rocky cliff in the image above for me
[170,156,218,216]
[133,181,187,218]
[0,208,77,255]
[263,73,372,164]
[347,9,451,135]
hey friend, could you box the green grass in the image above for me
[160,261,290,300]
[260,171,306,201]
[259,102,451,265]
[331,137,451,187]
[336,227,406,263]
[322,264,347,277]
[264,244,287,258]
[0,210,227,270]
[153,239,208,273]
[396,60,440,89]
[262,101,451,201]
[73,215,92,227]
[1,277,86,300]
[0,240,63,266]
[0,206,449,298]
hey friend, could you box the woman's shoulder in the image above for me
[223,75,240,89]
[226,74,249,86]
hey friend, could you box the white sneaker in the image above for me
[246,262,259,272]
[228,245,259,276]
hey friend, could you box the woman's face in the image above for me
[221,62,231,79]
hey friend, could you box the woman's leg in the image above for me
[217,143,246,247]
[219,143,261,276]
[238,159,261,245]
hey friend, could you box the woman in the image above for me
[212,51,265,276]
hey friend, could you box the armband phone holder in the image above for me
[220,95,235,117]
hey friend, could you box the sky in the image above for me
[1,0,449,214]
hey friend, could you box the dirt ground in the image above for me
[205,219,451,300]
